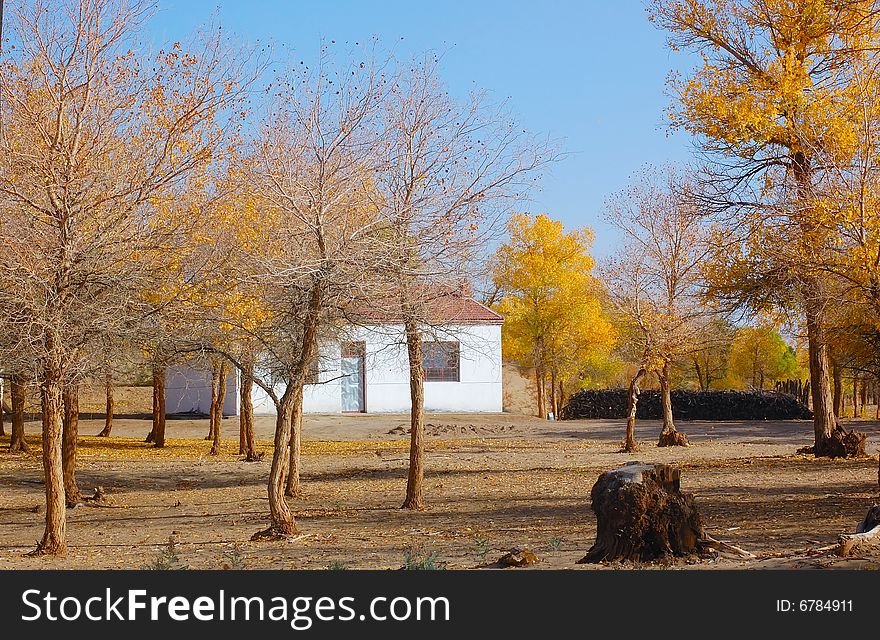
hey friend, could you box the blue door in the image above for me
[341,342,365,412]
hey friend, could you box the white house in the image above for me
[166,292,504,415]
[165,365,238,416]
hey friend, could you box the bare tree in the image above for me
[8,374,29,453]
[373,55,554,509]
[0,0,255,555]
[230,47,389,538]
[604,166,715,448]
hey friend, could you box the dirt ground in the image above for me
[1,410,879,570]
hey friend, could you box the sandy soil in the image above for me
[1,412,879,570]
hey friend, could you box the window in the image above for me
[423,341,460,382]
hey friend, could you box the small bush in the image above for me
[144,537,181,570]
[221,544,245,570]
[474,537,491,562]
[403,548,445,570]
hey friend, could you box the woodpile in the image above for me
[775,378,811,407]
[560,389,812,421]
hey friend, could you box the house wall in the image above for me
[165,364,238,416]
[251,323,503,415]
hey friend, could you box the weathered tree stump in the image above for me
[496,548,539,567]
[579,462,704,563]
[799,424,867,459]
[837,505,880,557]
[657,427,689,447]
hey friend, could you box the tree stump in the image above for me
[496,548,540,567]
[799,424,867,459]
[578,462,704,563]
[657,427,689,447]
[837,505,880,557]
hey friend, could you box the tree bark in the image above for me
[806,303,848,456]
[403,316,426,510]
[831,358,843,419]
[623,368,646,453]
[61,383,82,507]
[853,376,860,419]
[145,364,164,443]
[254,283,322,539]
[207,361,220,441]
[253,387,298,539]
[151,366,167,448]
[578,463,704,563]
[210,360,227,455]
[285,383,304,497]
[9,374,29,453]
[0,379,5,437]
[657,361,688,447]
[34,361,67,555]
[97,374,113,437]
[694,359,707,392]
[535,366,545,419]
[239,361,259,461]
[550,367,558,419]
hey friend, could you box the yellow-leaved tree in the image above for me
[726,324,803,390]
[492,213,616,419]
[648,0,875,457]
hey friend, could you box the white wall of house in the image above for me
[251,322,503,415]
[165,364,238,416]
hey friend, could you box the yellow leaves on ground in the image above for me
[1,435,551,461]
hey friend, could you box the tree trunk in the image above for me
[239,361,259,461]
[831,358,843,419]
[657,361,688,447]
[251,387,298,540]
[210,361,227,456]
[403,317,426,510]
[145,365,164,443]
[285,383,304,497]
[254,283,322,539]
[34,362,67,555]
[207,361,220,441]
[61,383,82,507]
[550,368,558,419]
[859,379,868,418]
[694,359,707,392]
[9,374,29,453]
[151,366,167,448]
[97,374,113,437]
[0,379,5,437]
[623,368,646,453]
[805,304,858,457]
[535,366,545,419]
[853,376,860,419]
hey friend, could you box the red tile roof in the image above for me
[350,289,504,325]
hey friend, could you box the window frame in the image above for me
[422,341,460,382]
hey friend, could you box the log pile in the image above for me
[561,389,812,421]
[579,462,704,563]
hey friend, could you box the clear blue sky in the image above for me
[149,0,696,256]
